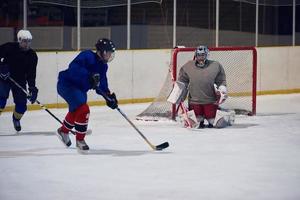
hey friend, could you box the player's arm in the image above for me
[0,43,11,80]
[94,66,118,109]
[0,43,9,58]
[178,67,190,87]
[214,64,227,104]
[26,52,38,88]
[215,63,227,87]
[26,52,39,104]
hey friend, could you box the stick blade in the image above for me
[155,142,169,151]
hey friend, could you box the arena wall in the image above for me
[4,46,300,111]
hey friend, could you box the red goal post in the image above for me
[136,46,257,121]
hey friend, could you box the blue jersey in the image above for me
[58,50,110,93]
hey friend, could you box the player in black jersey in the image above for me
[0,29,38,131]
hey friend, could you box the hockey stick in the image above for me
[116,107,169,151]
[178,103,194,128]
[99,91,169,151]
[8,77,91,135]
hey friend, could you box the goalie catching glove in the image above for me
[214,84,228,105]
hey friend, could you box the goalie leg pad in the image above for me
[182,110,198,128]
[213,109,235,128]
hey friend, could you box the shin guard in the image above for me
[61,112,76,134]
[74,104,90,141]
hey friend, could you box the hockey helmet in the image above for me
[195,45,209,58]
[17,29,32,50]
[95,38,116,63]
[195,45,209,67]
[17,29,32,42]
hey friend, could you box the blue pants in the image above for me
[57,81,87,112]
[0,80,27,114]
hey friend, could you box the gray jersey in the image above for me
[178,60,227,104]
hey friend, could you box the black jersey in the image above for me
[0,42,38,88]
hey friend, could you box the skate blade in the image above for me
[77,148,90,154]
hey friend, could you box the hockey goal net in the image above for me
[136,46,257,121]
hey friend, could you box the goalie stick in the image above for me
[100,90,169,151]
[177,103,197,128]
[8,77,92,135]
[167,67,194,128]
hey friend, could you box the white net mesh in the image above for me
[136,47,257,121]
[136,69,173,121]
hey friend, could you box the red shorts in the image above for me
[189,103,218,119]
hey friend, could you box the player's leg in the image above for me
[56,84,81,147]
[73,103,90,151]
[57,111,75,147]
[57,84,89,149]
[189,103,205,128]
[213,109,235,128]
[11,85,27,131]
[0,80,10,115]
[203,104,218,128]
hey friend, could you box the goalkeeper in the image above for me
[178,45,231,128]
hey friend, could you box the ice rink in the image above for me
[1,94,300,200]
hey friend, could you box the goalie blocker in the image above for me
[167,81,188,104]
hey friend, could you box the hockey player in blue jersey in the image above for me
[56,38,118,151]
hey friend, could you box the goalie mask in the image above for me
[195,45,209,67]
[95,38,116,63]
[17,29,32,51]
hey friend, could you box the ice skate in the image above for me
[76,139,89,151]
[56,128,71,147]
[197,121,205,129]
[207,123,214,128]
[12,116,21,132]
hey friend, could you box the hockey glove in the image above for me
[89,73,100,89]
[215,85,228,105]
[27,86,38,104]
[0,58,10,80]
[105,93,118,109]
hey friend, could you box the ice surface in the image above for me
[1,94,300,200]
